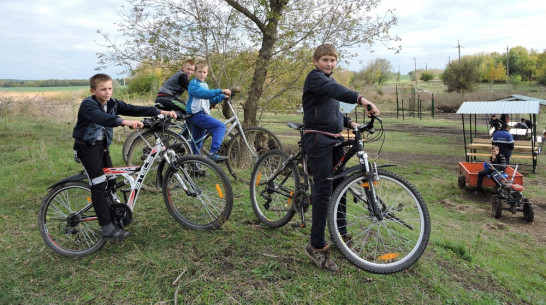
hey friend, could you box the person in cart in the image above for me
[475,145,506,195]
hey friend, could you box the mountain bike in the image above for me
[38,114,233,257]
[123,94,282,187]
[249,115,431,274]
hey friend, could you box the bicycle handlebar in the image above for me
[356,104,382,133]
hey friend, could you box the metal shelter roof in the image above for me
[456,100,540,114]
[298,101,358,113]
[497,94,546,106]
[339,102,358,113]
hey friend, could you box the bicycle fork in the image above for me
[357,147,383,221]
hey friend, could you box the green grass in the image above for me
[1,102,545,304]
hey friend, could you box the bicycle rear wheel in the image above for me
[249,150,298,227]
[226,126,282,184]
[162,155,233,230]
[328,169,430,274]
[126,130,190,192]
[38,181,106,257]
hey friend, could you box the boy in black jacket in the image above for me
[73,73,177,240]
[302,44,380,271]
[476,145,507,194]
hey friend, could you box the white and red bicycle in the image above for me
[38,114,233,257]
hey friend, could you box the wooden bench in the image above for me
[465,152,535,159]
[465,138,538,172]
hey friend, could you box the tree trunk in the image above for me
[233,0,288,127]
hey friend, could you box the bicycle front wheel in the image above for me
[226,126,282,184]
[122,130,141,164]
[250,150,299,227]
[126,130,189,192]
[38,181,106,257]
[328,169,430,274]
[162,155,233,230]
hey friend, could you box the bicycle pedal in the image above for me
[291,222,306,228]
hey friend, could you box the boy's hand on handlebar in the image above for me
[123,120,144,129]
[222,89,231,96]
[160,110,178,119]
[358,97,380,117]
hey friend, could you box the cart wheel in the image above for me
[457,175,466,189]
[522,198,534,222]
[491,196,502,219]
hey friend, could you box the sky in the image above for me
[346,0,546,75]
[1,0,545,80]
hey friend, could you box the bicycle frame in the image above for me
[280,119,391,222]
[170,98,258,157]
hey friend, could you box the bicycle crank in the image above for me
[110,203,133,229]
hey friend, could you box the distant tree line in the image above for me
[0,79,88,88]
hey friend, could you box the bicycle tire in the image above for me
[122,130,141,164]
[38,181,107,257]
[328,169,431,274]
[126,129,187,192]
[249,149,298,227]
[226,126,283,184]
[162,154,233,230]
[123,122,190,163]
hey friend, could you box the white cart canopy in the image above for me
[456,100,540,114]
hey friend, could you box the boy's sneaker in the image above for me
[208,153,228,162]
[304,242,340,272]
[101,225,130,242]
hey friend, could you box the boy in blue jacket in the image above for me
[73,73,177,241]
[302,44,380,272]
[186,61,231,161]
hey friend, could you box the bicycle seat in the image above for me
[287,122,304,130]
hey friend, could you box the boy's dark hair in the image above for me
[521,118,525,122]
[90,73,112,89]
[313,44,338,61]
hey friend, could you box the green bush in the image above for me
[420,71,435,82]
[126,72,159,94]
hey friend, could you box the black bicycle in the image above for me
[249,115,430,274]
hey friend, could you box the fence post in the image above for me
[396,85,399,119]
[431,94,435,118]
[401,98,405,121]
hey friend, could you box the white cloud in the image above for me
[0,0,125,79]
[344,0,546,74]
[1,0,545,79]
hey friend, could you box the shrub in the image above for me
[420,71,435,82]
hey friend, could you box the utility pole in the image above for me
[414,56,418,86]
[454,40,463,60]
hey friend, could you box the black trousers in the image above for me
[155,95,186,112]
[74,140,115,226]
[303,133,347,249]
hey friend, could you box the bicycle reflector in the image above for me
[215,184,224,199]
[361,181,378,188]
[285,191,294,207]
[378,253,400,261]
[255,171,262,186]
[86,197,92,202]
